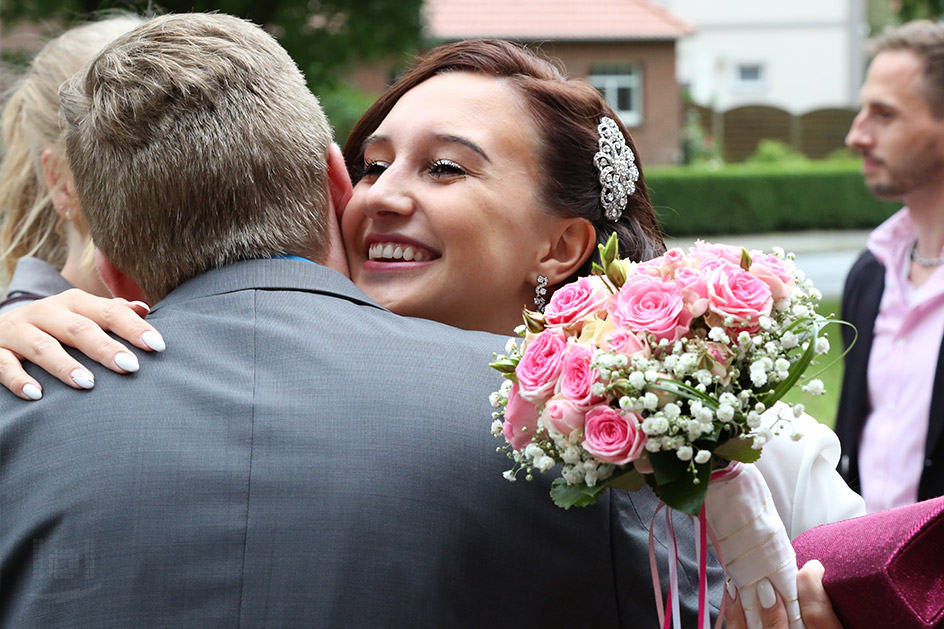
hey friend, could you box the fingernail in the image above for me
[758,578,776,609]
[725,578,737,600]
[141,331,165,352]
[114,352,139,373]
[22,383,42,400]
[130,300,151,313]
[70,368,95,389]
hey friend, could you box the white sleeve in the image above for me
[754,404,866,540]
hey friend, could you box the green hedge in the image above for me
[644,160,901,237]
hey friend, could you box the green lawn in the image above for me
[781,298,845,428]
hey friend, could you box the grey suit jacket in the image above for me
[0,259,720,627]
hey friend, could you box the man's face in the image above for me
[846,50,944,201]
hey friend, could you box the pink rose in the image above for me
[750,254,795,301]
[502,383,539,451]
[707,263,773,325]
[690,241,742,266]
[544,276,609,328]
[704,341,734,384]
[608,275,692,343]
[581,406,646,465]
[556,343,604,407]
[601,329,649,358]
[541,397,587,437]
[658,248,687,277]
[673,266,709,318]
[516,329,567,404]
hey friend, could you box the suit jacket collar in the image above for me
[149,259,386,314]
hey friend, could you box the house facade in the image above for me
[657,0,866,114]
[353,0,693,165]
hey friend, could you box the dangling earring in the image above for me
[534,275,548,312]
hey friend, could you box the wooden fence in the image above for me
[688,104,857,163]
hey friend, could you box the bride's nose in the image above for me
[361,165,415,219]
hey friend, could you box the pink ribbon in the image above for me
[647,463,740,628]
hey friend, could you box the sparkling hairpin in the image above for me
[593,116,639,222]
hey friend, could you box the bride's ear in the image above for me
[539,218,597,285]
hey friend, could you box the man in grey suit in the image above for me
[0,13,718,626]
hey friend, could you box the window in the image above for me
[735,63,765,90]
[588,64,643,127]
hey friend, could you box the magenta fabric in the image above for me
[793,496,944,628]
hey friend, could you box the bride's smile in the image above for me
[342,71,567,333]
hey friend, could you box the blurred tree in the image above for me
[1,0,425,138]
[896,0,944,21]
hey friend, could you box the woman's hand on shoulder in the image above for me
[0,289,165,400]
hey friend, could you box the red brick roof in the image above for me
[424,0,694,41]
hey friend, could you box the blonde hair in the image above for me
[0,15,144,282]
[59,13,333,301]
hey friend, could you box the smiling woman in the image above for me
[342,39,665,334]
[342,72,577,333]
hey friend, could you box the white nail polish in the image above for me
[725,578,737,600]
[71,369,95,389]
[130,300,151,313]
[22,383,42,400]
[114,352,139,373]
[141,331,166,352]
[758,579,777,609]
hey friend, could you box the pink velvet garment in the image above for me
[792,496,944,628]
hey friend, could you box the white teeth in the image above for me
[368,242,431,262]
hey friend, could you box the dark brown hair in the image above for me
[343,39,665,284]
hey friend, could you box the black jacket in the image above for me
[835,250,944,501]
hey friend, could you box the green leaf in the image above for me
[647,462,712,515]
[648,450,689,486]
[606,468,646,492]
[550,477,607,509]
[713,437,761,464]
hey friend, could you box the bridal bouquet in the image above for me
[489,235,830,628]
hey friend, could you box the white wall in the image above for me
[659,0,866,114]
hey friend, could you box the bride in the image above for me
[0,38,862,544]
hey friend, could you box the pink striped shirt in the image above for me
[859,209,944,512]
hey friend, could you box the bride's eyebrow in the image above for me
[361,134,387,153]
[360,132,491,163]
[434,133,491,163]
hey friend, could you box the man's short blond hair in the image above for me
[59,13,333,301]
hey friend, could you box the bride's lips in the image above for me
[362,234,440,271]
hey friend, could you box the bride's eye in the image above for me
[362,159,389,179]
[428,159,467,178]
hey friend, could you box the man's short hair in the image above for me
[873,20,944,118]
[59,13,333,301]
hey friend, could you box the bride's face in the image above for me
[342,72,563,334]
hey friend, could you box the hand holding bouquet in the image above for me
[489,235,830,628]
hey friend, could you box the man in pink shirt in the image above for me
[839,20,944,512]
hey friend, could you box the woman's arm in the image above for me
[0,289,164,400]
